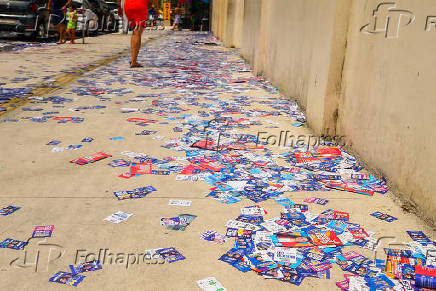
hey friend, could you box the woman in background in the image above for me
[118,0,149,67]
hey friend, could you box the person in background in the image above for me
[66,5,77,44]
[47,0,72,44]
[148,5,158,26]
[172,4,182,31]
[148,5,156,20]
[118,0,149,67]
[191,13,196,31]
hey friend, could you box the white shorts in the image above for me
[175,15,181,24]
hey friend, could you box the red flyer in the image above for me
[119,172,133,179]
[415,265,436,277]
[350,228,369,240]
[130,162,152,175]
[201,162,226,172]
[304,197,317,203]
[274,233,314,248]
[126,118,154,123]
[310,231,343,246]
[334,211,350,221]
[313,146,342,157]
[52,117,73,121]
[180,164,204,175]
[294,152,316,163]
[70,152,112,165]
[192,139,215,149]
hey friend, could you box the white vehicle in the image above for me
[106,2,121,32]
[72,0,98,35]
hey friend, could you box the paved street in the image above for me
[0,32,434,290]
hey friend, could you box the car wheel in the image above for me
[33,22,46,39]
[88,19,98,35]
[109,15,116,32]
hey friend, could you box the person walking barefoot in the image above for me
[118,0,149,68]
[172,4,182,31]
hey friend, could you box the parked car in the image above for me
[87,0,110,31]
[71,0,98,35]
[106,1,120,31]
[0,0,54,38]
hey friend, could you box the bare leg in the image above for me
[56,24,63,43]
[66,28,71,40]
[130,25,144,67]
[58,24,67,43]
[71,29,76,43]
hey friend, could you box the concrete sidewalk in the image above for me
[0,31,166,116]
[0,31,434,290]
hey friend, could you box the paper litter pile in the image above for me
[1,32,434,290]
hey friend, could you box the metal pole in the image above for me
[82,1,85,44]
[46,14,52,38]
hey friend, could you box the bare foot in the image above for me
[130,62,143,68]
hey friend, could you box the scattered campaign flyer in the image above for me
[32,225,54,238]
[113,186,156,200]
[168,200,192,207]
[81,137,94,143]
[196,277,227,291]
[69,260,102,274]
[108,159,130,167]
[2,34,407,290]
[49,271,86,287]
[370,211,398,222]
[160,214,196,231]
[144,248,162,260]
[46,140,61,145]
[104,211,133,224]
[0,238,28,250]
[0,205,20,216]
[70,152,112,165]
[304,197,329,205]
[156,247,185,263]
[240,205,266,216]
[130,162,152,175]
[201,230,227,244]
[273,197,295,208]
[225,220,261,231]
[274,247,297,264]
[407,231,432,245]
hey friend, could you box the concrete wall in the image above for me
[337,0,436,221]
[211,0,436,222]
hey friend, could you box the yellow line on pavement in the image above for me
[0,34,167,117]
